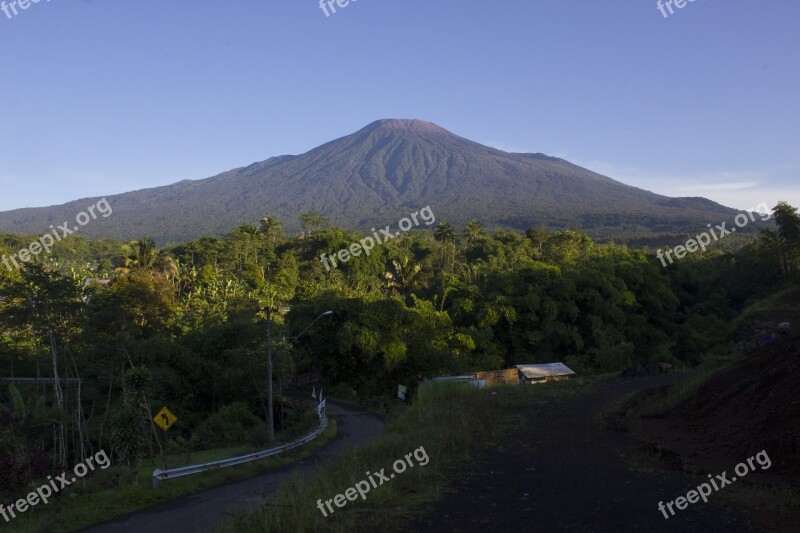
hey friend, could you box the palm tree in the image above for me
[464,219,483,248]
[434,222,455,245]
[117,237,178,278]
[384,257,424,296]
[127,237,158,269]
[434,222,457,273]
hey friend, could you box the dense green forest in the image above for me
[1,202,798,495]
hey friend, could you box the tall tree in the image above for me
[434,222,457,273]
[464,219,483,248]
[525,227,549,255]
[772,202,800,279]
[299,212,330,236]
[259,215,285,247]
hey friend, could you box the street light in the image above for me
[266,309,332,443]
[284,310,334,344]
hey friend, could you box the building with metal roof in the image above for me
[515,363,576,384]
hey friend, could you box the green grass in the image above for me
[599,356,742,434]
[491,374,610,405]
[739,285,800,317]
[219,382,488,532]
[219,377,604,533]
[636,357,740,419]
[728,285,800,336]
[5,419,337,533]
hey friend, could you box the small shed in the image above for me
[476,368,522,387]
[516,363,576,384]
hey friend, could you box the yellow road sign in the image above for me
[154,407,177,431]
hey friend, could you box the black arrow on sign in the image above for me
[161,413,169,426]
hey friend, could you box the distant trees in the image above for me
[1,204,799,490]
[299,212,330,236]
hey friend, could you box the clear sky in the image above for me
[1,0,798,212]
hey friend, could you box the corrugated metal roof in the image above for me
[430,375,478,382]
[516,363,576,379]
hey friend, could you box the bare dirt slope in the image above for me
[409,375,761,532]
[636,333,799,485]
[628,288,800,530]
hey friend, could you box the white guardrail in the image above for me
[153,398,327,488]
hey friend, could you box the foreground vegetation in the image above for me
[220,379,603,533]
[0,201,798,527]
[7,419,336,533]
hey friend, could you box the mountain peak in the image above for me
[362,119,450,134]
[0,119,740,243]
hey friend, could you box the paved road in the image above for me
[83,402,384,533]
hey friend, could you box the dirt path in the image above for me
[82,402,384,533]
[410,375,761,533]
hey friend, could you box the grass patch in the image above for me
[218,382,489,532]
[738,286,800,318]
[5,419,337,533]
[636,357,739,419]
[492,374,610,406]
[599,389,642,432]
[599,356,742,433]
[219,376,605,533]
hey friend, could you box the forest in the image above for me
[1,202,799,495]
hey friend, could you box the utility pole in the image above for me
[266,305,275,443]
[265,309,332,443]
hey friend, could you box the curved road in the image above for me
[83,402,384,533]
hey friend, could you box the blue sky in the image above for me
[1,0,798,212]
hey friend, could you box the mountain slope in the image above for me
[0,119,742,243]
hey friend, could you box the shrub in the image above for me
[190,402,267,449]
